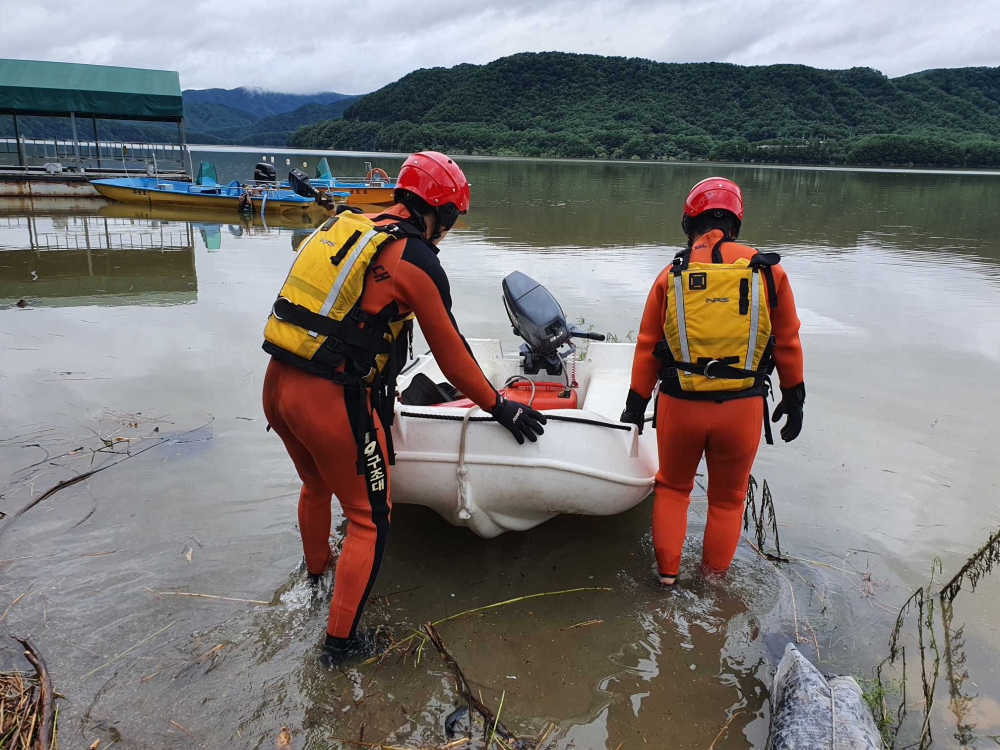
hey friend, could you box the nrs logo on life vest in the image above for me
[706,297,730,303]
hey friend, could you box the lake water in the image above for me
[2,149,1000,749]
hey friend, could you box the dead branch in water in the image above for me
[423,624,523,748]
[6,636,58,750]
[0,418,214,540]
[940,525,1000,604]
[708,711,743,749]
[363,587,613,667]
[156,592,269,605]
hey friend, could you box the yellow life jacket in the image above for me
[262,211,419,384]
[657,238,779,397]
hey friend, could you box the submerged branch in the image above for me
[424,624,521,747]
[0,418,214,540]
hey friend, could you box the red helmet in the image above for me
[683,177,743,220]
[395,151,470,230]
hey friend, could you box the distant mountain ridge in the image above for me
[1,86,362,148]
[182,87,356,118]
[288,52,1000,168]
[181,87,362,145]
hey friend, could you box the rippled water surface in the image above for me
[2,151,1000,749]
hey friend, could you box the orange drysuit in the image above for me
[262,206,498,641]
[629,229,804,577]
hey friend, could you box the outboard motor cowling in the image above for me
[288,168,319,199]
[503,272,570,355]
[289,168,335,209]
[253,162,276,182]
[503,271,605,376]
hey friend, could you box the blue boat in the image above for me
[92,162,341,215]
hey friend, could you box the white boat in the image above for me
[390,273,656,538]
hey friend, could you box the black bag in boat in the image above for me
[401,373,461,406]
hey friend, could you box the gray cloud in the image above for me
[0,0,996,94]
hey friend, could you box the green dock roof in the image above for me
[0,59,184,120]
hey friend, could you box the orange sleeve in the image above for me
[629,268,670,399]
[393,250,498,411]
[769,264,804,387]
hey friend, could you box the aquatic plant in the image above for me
[743,475,787,562]
[859,677,896,748]
[940,525,1000,604]
[874,526,1000,749]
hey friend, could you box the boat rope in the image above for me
[830,675,837,749]
[399,410,647,430]
[455,406,481,520]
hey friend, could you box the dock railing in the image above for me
[0,137,190,175]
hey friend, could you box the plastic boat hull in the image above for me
[391,339,657,537]
[91,177,320,214]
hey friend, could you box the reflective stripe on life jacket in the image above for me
[656,236,779,399]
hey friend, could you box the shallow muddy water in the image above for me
[2,152,1000,749]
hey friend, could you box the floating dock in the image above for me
[1,58,192,199]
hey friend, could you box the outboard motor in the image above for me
[288,168,318,198]
[288,168,335,209]
[503,271,605,376]
[253,162,276,182]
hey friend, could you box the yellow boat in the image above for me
[304,159,397,205]
[91,161,338,215]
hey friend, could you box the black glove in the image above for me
[619,388,650,435]
[490,394,546,444]
[771,382,805,442]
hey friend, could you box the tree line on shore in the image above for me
[289,53,1000,168]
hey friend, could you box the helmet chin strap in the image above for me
[399,193,458,243]
[399,197,429,235]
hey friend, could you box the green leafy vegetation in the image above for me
[859,677,897,748]
[289,52,1000,168]
[205,100,360,145]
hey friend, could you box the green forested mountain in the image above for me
[180,88,361,144]
[182,101,259,133]
[1,87,362,147]
[202,99,360,146]
[288,53,1000,167]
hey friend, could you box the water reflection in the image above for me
[199,147,1000,266]
[0,201,328,307]
[0,206,197,307]
[2,156,1000,748]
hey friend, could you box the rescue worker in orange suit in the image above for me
[620,177,805,585]
[261,151,546,665]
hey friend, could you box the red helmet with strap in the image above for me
[395,151,470,232]
[681,177,744,238]
[684,177,743,219]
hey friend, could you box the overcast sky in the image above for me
[1,0,997,94]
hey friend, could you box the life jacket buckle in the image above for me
[703,359,721,379]
[271,296,291,321]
